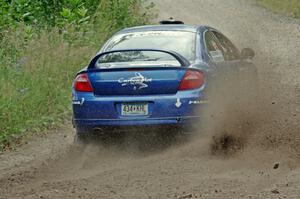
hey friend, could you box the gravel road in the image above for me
[0,0,299,198]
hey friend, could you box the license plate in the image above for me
[121,103,148,116]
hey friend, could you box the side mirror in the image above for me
[241,48,255,60]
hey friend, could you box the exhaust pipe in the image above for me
[93,127,104,134]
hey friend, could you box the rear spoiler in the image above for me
[88,49,190,69]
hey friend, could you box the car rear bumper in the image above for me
[73,116,201,134]
[72,89,207,134]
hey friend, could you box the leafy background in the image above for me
[0,0,154,149]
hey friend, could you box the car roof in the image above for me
[116,25,206,35]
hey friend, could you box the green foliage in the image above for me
[0,0,152,149]
[254,0,300,18]
[0,0,95,28]
[0,30,90,149]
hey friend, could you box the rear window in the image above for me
[95,51,181,69]
[103,31,196,61]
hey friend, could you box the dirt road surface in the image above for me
[1,0,299,198]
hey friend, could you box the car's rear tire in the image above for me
[74,132,91,145]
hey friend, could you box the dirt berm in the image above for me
[0,0,299,198]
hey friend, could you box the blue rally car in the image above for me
[72,20,257,141]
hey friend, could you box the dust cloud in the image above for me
[190,63,300,159]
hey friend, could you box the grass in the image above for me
[0,0,152,150]
[254,0,300,18]
[0,29,93,149]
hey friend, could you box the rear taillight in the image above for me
[178,70,205,90]
[74,73,93,92]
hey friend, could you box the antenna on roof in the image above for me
[159,17,184,25]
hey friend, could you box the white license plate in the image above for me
[121,103,148,116]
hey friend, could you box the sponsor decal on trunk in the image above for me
[118,72,152,90]
[189,100,209,105]
[175,98,182,108]
[72,97,85,106]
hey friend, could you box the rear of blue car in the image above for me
[72,51,205,135]
[72,29,206,136]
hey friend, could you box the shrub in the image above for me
[0,0,153,149]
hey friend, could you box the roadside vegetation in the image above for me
[254,0,300,18]
[0,0,153,149]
